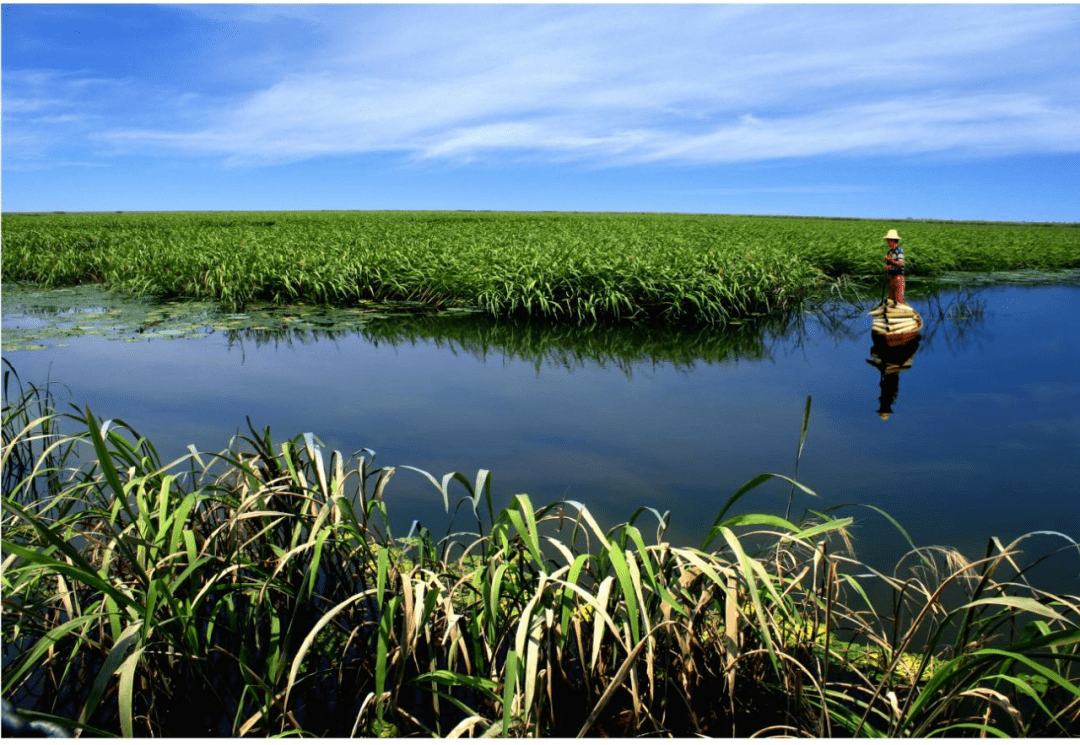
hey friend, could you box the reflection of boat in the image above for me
[868,337,919,372]
[869,302,923,346]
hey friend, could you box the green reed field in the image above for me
[3,369,1078,737]
[4,211,1079,325]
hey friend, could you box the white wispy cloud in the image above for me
[633,94,1076,164]
[6,5,1080,170]
[664,185,872,197]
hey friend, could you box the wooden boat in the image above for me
[868,302,923,346]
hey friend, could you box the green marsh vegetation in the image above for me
[4,212,1078,735]
[3,367,1078,737]
[4,211,1079,326]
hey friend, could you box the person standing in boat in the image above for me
[883,229,905,305]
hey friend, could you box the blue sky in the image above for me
[3,3,1079,221]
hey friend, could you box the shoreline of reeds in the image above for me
[4,210,1078,326]
[2,366,1077,737]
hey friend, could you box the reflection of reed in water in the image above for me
[800,285,988,354]
[224,324,355,350]
[223,310,802,377]
[866,337,920,420]
[216,287,986,380]
[916,288,987,353]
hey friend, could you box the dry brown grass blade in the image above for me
[724,571,739,694]
[445,714,491,738]
[576,620,677,737]
[732,647,831,737]
[959,687,1023,734]
[750,723,816,737]
[283,589,378,714]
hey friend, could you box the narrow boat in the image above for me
[868,302,923,346]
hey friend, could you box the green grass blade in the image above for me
[78,621,144,731]
[116,645,145,739]
[719,526,779,669]
[502,649,519,736]
[705,473,818,550]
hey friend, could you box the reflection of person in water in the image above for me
[877,368,900,420]
[868,338,919,420]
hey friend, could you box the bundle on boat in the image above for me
[869,301,923,345]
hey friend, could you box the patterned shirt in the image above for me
[887,246,905,276]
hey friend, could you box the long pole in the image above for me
[881,264,891,331]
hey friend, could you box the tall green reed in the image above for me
[2,379,1077,736]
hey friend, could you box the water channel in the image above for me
[3,278,1078,592]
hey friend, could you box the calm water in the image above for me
[3,283,1078,587]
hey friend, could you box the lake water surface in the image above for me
[3,281,1078,589]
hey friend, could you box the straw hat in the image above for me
[883,229,902,241]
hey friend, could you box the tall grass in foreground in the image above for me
[2,376,1078,736]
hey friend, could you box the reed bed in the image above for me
[2,371,1077,737]
[5,211,1078,326]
